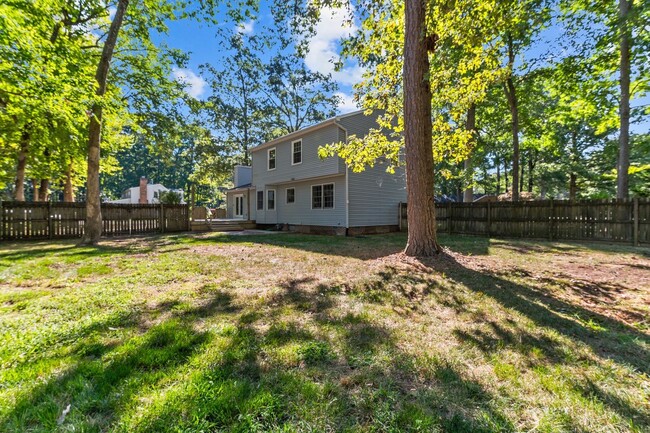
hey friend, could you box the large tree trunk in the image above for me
[520,156,525,193]
[463,104,476,203]
[616,0,632,199]
[403,0,440,256]
[503,36,520,202]
[80,0,129,245]
[569,173,578,201]
[528,155,534,193]
[64,163,75,202]
[39,179,49,202]
[13,131,29,201]
[32,179,40,202]
[496,159,501,195]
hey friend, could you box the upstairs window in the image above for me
[292,140,302,165]
[268,148,276,170]
[312,183,334,209]
[267,189,276,210]
[286,188,295,204]
[257,191,264,210]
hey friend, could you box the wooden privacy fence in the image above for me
[399,199,650,246]
[0,202,190,241]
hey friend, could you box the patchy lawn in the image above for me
[0,232,648,432]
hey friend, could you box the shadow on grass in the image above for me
[2,276,515,432]
[354,256,650,430]
[3,233,648,432]
[123,277,515,433]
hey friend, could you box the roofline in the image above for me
[226,185,255,193]
[250,109,365,153]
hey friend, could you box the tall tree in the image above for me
[80,0,129,245]
[617,0,632,199]
[403,0,439,256]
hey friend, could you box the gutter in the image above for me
[250,109,365,154]
[334,120,350,229]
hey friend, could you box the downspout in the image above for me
[334,119,349,231]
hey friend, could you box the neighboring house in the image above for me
[225,110,406,235]
[108,177,185,204]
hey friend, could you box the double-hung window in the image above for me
[311,183,334,209]
[257,191,264,210]
[267,189,276,210]
[286,188,295,204]
[268,148,276,170]
[292,140,302,165]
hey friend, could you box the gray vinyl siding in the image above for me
[348,162,406,227]
[233,166,252,188]
[248,189,256,221]
[251,124,343,186]
[248,110,403,228]
[256,176,346,226]
[337,110,383,144]
[339,111,406,227]
[226,189,254,220]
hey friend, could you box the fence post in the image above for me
[447,202,452,234]
[486,201,491,238]
[633,198,639,246]
[549,199,554,241]
[47,201,53,239]
[160,203,165,233]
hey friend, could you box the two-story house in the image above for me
[225,110,406,235]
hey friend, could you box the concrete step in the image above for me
[208,220,256,232]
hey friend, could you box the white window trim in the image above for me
[267,147,276,171]
[256,190,264,211]
[234,194,244,217]
[311,182,335,210]
[291,140,302,165]
[267,189,276,211]
[286,187,295,204]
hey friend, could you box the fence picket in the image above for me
[399,199,648,245]
[0,202,190,241]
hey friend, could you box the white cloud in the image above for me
[237,20,255,35]
[305,6,365,86]
[335,92,358,113]
[172,68,207,99]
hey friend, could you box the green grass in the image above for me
[0,232,648,432]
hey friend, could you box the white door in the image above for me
[234,194,244,219]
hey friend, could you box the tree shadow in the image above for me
[109,277,517,432]
[0,289,239,432]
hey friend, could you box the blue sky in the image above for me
[158,2,648,132]
[160,3,362,113]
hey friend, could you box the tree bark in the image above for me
[504,160,509,194]
[32,179,40,202]
[569,173,578,201]
[463,104,476,203]
[520,155,525,193]
[80,0,129,245]
[13,130,30,201]
[503,36,520,201]
[496,158,501,195]
[403,0,440,256]
[528,155,534,192]
[39,179,49,202]
[616,0,632,199]
[64,163,75,202]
